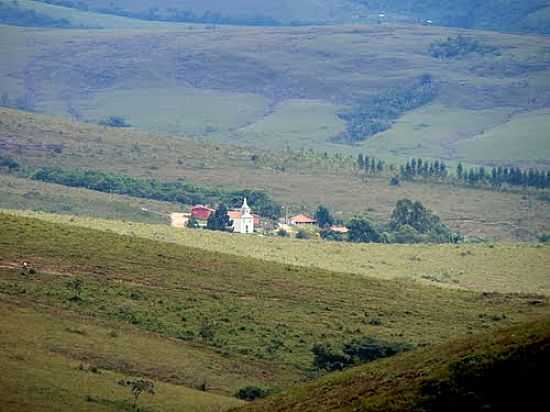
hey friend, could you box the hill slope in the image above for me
[29,0,550,33]
[234,317,550,412]
[1,22,549,166]
[2,108,550,241]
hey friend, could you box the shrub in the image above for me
[277,228,289,237]
[295,229,310,240]
[235,386,272,401]
[539,233,550,243]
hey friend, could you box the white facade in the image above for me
[232,198,254,234]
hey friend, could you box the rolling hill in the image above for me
[1,212,549,411]
[233,316,550,412]
[27,0,550,33]
[1,19,549,167]
[2,108,550,241]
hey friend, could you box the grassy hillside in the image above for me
[0,174,186,223]
[2,108,550,241]
[32,0,366,24]
[1,21,549,167]
[30,0,550,33]
[2,213,549,382]
[233,317,550,412]
[7,210,550,296]
[0,0,187,29]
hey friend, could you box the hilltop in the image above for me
[234,316,550,412]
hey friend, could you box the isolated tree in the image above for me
[206,204,233,231]
[457,162,464,179]
[314,205,334,228]
[118,378,155,409]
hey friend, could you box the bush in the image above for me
[235,386,272,401]
[277,228,289,237]
[429,35,498,59]
[539,233,550,243]
[320,229,344,242]
[295,229,310,240]
[347,217,381,243]
[312,343,351,371]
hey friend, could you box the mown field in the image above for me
[6,209,550,296]
[2,108,549,241]
[1,213,549,410]
[1,19,549,167]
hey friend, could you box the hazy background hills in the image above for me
[21,0,550,33]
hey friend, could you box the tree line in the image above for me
[397,156,550,190]
[26,166,282,219]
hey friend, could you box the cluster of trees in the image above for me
[0,154,20,171]
[312,336,411,372]
[0,1,73,27]
[28,167,282,219]
[356,154,385,175]
[457,163,550,190]
[99,116,131,128]
[429,35,498,59]
[397,158,550,191]
[336,75,437,144]
[320,199,462,244]
[400,158,449,180]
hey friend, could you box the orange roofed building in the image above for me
[289,214,317,226]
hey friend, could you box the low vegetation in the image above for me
[336,75,437,144]
[0,0,74,27]
[233,317,550,411]
[429,35,499,59]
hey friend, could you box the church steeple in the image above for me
[241,198,251,216]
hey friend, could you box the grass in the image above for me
[0,303,245,412]
[2,0,189,29]
[1,213,550,372]
[453,108,550,166]
[1,107,550,242]
[233,316,550,411]
[6,209,550,296]
[0,174,183,224]
[1,20,550,167]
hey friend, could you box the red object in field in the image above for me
[191,205,215,220]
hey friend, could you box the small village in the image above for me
[170,198,349,237]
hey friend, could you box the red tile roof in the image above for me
[290,214,317,224]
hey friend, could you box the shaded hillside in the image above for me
[234,317,550,412]
[354,0,550,34]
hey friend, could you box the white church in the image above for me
[229,198,255,234]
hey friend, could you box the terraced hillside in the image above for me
[234,317,550,412]
[2,108,550,241]
[1,20,549,166]
[1,213,549,411]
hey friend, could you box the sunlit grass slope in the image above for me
[7,210,550,296]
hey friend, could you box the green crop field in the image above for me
[1,213,549,411]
